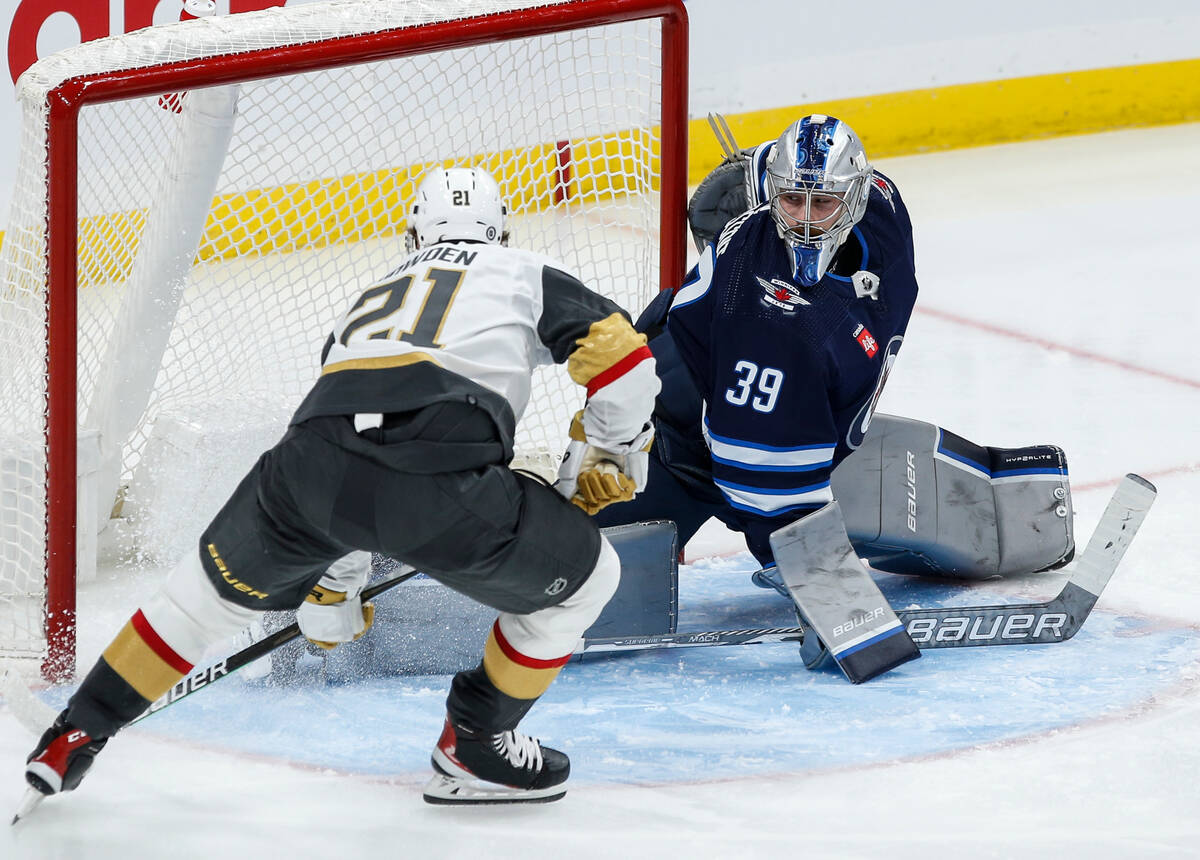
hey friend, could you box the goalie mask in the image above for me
[406,166,509,251]
[765,115,872,287]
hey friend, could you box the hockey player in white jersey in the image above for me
[24,167,658,807]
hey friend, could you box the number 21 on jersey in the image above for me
[724,360,784,413]
[339,266,465,348]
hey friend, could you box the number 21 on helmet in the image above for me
[405,166,510,251]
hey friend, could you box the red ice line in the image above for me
[915,305,1200,392]
[1073,462,1200,493]
[916,304,1200,494]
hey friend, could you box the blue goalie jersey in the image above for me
[657,171,918,565]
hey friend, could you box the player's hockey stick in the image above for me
[9,565,420,825]
[577,474,1155,658]
[3,566,420,738]
[129,565,420,725]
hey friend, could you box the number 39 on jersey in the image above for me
[724,360,785,413]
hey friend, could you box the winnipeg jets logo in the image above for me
[756,275,811,312]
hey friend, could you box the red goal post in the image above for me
[0,0,688,681]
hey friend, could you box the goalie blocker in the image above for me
[769,503,920,683]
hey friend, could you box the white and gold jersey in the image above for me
[321,241,567,424]
[292,241,656,452]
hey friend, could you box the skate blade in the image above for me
[422,773,566,805]
[11,787,45,825]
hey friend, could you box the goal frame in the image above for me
[36,0,689,681]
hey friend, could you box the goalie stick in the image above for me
[9,565,418,825]
[577,473,1156,658]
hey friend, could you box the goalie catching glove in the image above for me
[296,551,375,650]
[556,410,654,515]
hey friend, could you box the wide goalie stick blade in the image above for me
[577,474,1156,658]
[902,472,1152,647]
[901,473,1155,648]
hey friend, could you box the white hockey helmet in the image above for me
[764,115,873,286]
[406,166,508,250]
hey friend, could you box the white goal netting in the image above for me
[0,0,684,672]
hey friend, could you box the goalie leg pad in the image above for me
[832,414,1074,579]
[769,503,920,684]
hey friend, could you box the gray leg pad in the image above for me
[832,414,1074,579]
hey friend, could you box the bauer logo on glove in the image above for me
[555,410,653,515]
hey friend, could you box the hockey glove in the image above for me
[687,112,756,251]
[556,410,654,515]
[297,584,375,650]
[296,553,375,650]
[687,158,750,251]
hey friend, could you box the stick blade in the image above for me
[1069,473,1157,600]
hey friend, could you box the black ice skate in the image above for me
[25,710,108,796]
[423,717,569,805]
[13,710,109,824]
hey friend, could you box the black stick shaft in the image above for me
[132,568,419,724]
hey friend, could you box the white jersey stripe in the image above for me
[704,422,835,470]
[714,479,834,514]
[670,245,715,310]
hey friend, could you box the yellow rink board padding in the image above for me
[687,57,1200,178]
[2,58,1196,266]
[60,133,657,286]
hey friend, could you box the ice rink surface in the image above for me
[3,122,1200,858]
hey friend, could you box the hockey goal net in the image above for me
[0,0,687,679]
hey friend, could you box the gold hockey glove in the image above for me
[556,410,654,515]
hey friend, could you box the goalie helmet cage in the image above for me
[0,0,688,681]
